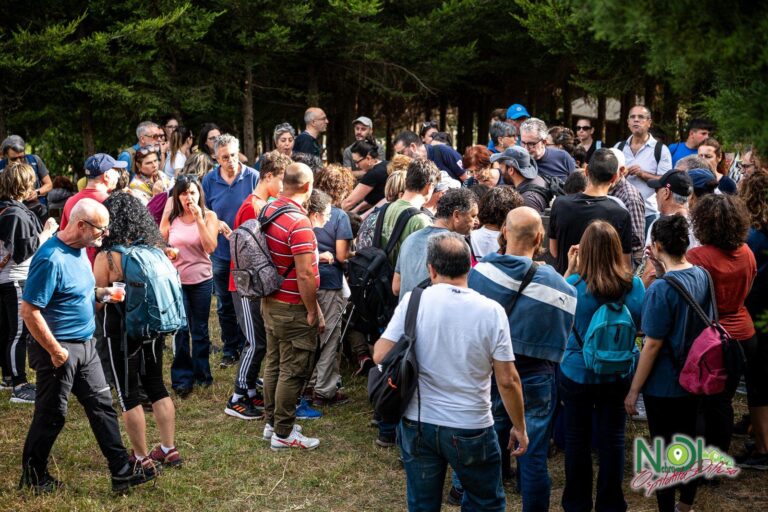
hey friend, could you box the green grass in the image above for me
[1,322,767,511]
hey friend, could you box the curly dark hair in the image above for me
[691,193,750,251]
[307,189,332,216]
[100,192,166,250]
[435,188,477,220]
[477,186,523,227]
[738,171,768,230]
[651,215,690,258]
[315,164,355,207]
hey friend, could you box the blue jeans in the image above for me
[172,279,213,389]
[558,372,629,512]
[398,418,505,512]
[516,373,557,512]
[212,257,245,358]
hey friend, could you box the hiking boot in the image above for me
[355,355,375,377]
[263,423,303,441]
[313,391,350,408]
[270,428,320,451]
[375,432,396,448]
[19,470,64,495]
[148,445,183,468]
[446,485,464,506]
[224,395,264,420]
[111,460,156,493]
[10,383,36,404]
[250,390,265,409]
[127,452,161,479]
[296,397,323,420]
[219,355,238,368]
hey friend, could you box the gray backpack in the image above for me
[229,204,300,300]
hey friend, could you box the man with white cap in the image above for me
[607,148,646,269]
[342,116,383,174]
[491,146,549,213]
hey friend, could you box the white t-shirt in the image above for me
[0,240,31,283]
[381,283,515,429]
[470,226,500,259]
[164,150,187,178]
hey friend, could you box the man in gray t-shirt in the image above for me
[393,189,477,300]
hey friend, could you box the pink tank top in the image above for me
[168,217,213,285]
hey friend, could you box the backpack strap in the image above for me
[617,140,626,152]
[371,202,391,250]
[384,207,421,256]
[256,204,304,276]
[661,272,716,327]
[404,286,424,344]
[654,142,664,165]
[505,262,538,316]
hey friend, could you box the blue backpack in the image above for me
[574,293,637,376]
[112,244,187,340]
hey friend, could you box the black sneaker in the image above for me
[19,471,63,495]
[446,484,464,506]
[224,395,264,420]
[737,451,768,470]
[219,355,238,368]
[375,432,396,448]
[0,376,13,390]
[112,461,157,493]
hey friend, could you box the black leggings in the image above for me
[644,395,699,512]
[0,281,29,385]
[103,304,169,411]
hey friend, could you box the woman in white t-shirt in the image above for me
[471,186,523,259]
[165,126,194,179]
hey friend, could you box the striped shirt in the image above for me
[262,197,319,304]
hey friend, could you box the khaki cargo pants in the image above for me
[262,298,317,437]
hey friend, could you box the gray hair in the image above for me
[136,121,158,139]
[675,155,710,171]
[426,231,471,278]
[214,133,240,154]
[273,123,296,143]
[671,192,690,205]
[489,121,516,143]
[519,117,548,141]
[1,135,25,155]
[304,109,318,125]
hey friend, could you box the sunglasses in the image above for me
[575,126,592,131]
[176,174,199,184]
[136,146,160,157]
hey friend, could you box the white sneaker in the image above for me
[262,423,302,441]
[270,428,319,451]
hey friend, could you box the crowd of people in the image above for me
[1,102,767,512]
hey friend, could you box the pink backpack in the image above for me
[662,269,745,395]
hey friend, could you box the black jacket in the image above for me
[0,199,43,265]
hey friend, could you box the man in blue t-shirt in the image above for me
[667,119,713,167]
[19,199,154,493]
[519,118,575,180]
[202,134,259,367]
[393,130,467,182]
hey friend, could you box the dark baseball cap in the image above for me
[84,153,127,178]
[648,170,693,197]
[490,146,538,179]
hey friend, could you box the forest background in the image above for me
[1,0,766,176]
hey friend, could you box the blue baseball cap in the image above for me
[688,168,717,194]
[84,153,127,178]
[506,104,530,121]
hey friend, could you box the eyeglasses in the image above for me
[7,154,26,162]
[738,162,756,172]
[81,219,109,236]
[575,125,592,131]
[352,156,367,166]
[520,139,542,149]
[207,135,219,141]
[218,153,238,163]
[149,133,165,140]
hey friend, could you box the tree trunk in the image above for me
[620,91,634,140]
[242,65,256,164]
[562,77,572,128]
[0,105,6,140]
[644,76,657,114]
[81,102,95,160]
[456,91,474,152]
[438,95,448,132]
[597,94,607,142]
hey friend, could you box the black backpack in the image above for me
[367,287,423,423]
[518,174,565,207]
[616,139,664,165]
[346,202,420,334]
